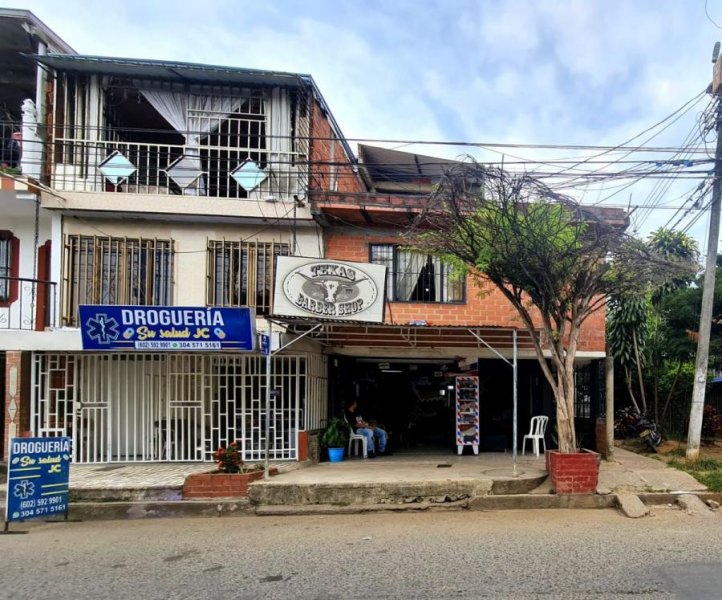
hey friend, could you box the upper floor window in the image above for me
[63,235,174,326]
[207,240,289,315]
[369,244,464,303]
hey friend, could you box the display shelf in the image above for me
[455,375,479,455]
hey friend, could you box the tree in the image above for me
[410,162,691,453]
[606,229,700,424]
[606,294,651,414]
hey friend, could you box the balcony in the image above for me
[0,276,58,331]
[0,121,21,173]
[52,137,305,201]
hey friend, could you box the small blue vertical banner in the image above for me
[5,437,71,523]
[260,333,270,356]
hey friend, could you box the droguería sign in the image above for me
[5,437,71,525]
[273,257,387,323]
[78,306,256,351]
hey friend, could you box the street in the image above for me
[1,507,722,599]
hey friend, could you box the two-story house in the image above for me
[1,15,362,464]
[2,11,615,466]
[0,8,74,455]
[301,144,616,452]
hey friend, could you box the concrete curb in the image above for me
[65,499,255,520]
[3,491,719,522]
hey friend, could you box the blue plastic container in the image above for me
[328,447,345,463]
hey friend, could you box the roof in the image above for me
[35,53,312,87]
[0,8,75,53]
[359,144,458,194]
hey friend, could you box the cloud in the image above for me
[16,0,721,241]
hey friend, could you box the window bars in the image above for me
[207,240,289,315]
[0,236,11,302]
[369,244,465,303]
[63,235,174,326]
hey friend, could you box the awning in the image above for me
[267,315,542,359]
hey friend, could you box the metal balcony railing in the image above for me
[52,137,306,200]
[0,276,58,331]
[0,121,22,172]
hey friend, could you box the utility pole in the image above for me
[687,43,722,460]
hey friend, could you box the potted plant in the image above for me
[319,417,349,463]
[182,441,271,499]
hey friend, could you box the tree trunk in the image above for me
[632,329,647,414]
[554,367,578,453]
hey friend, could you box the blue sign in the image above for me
[78,305,256,351]
[5,437,71,523]
[260,333,270,356]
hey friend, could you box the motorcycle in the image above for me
[615,407,662,452]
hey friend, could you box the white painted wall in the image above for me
[0,193,53,331]
[62,218,323,306]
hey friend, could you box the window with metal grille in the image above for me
[575,366,592,419]
[369,244,464,303]
[207,241,289,315]
[63,235,174,325]
[0,235,11,302]
[0,231,20,306]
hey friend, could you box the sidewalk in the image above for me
[597,447,706,494]
[0,448,710,521]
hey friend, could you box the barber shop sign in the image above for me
[273,257,387,323]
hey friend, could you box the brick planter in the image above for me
[545,449,600,495]
[182,470,276,499]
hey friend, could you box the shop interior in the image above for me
[329,356,550,454]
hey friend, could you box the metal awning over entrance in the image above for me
[268,317,542,356]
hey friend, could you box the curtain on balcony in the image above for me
[139,90,243,195]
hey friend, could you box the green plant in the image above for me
[213,441,259,473]
[319,417,349,449]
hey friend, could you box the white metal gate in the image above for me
[32,352,317,463]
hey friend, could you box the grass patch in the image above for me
[664,447,686,458]
[667,457,722,492]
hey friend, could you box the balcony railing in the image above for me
[0,276,58,331]
[0,121,21,172]
[52,138,306,200]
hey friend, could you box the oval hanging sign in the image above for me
[274,257,387,323]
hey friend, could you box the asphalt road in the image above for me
[1,507,722,599]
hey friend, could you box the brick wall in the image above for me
[546,449,600,494]
[309,99,364,194]
[325,230,606,352]
[182,469,278,499]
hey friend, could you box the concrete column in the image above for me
[605,356,614,461]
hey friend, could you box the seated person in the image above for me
[344,399,389,458]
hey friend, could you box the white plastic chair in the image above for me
[346,419,368,458]
[522,416,548,457]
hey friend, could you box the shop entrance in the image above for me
[330,356,549,454]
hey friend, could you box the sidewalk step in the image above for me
[248,480,495,506]
[69,486,183,502]
[0,499,254,522]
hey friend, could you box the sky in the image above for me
[13,0,722,249]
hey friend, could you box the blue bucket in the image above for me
[328,447,345,463]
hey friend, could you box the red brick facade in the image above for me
[325,230,606,353]
[309,99,364,194]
